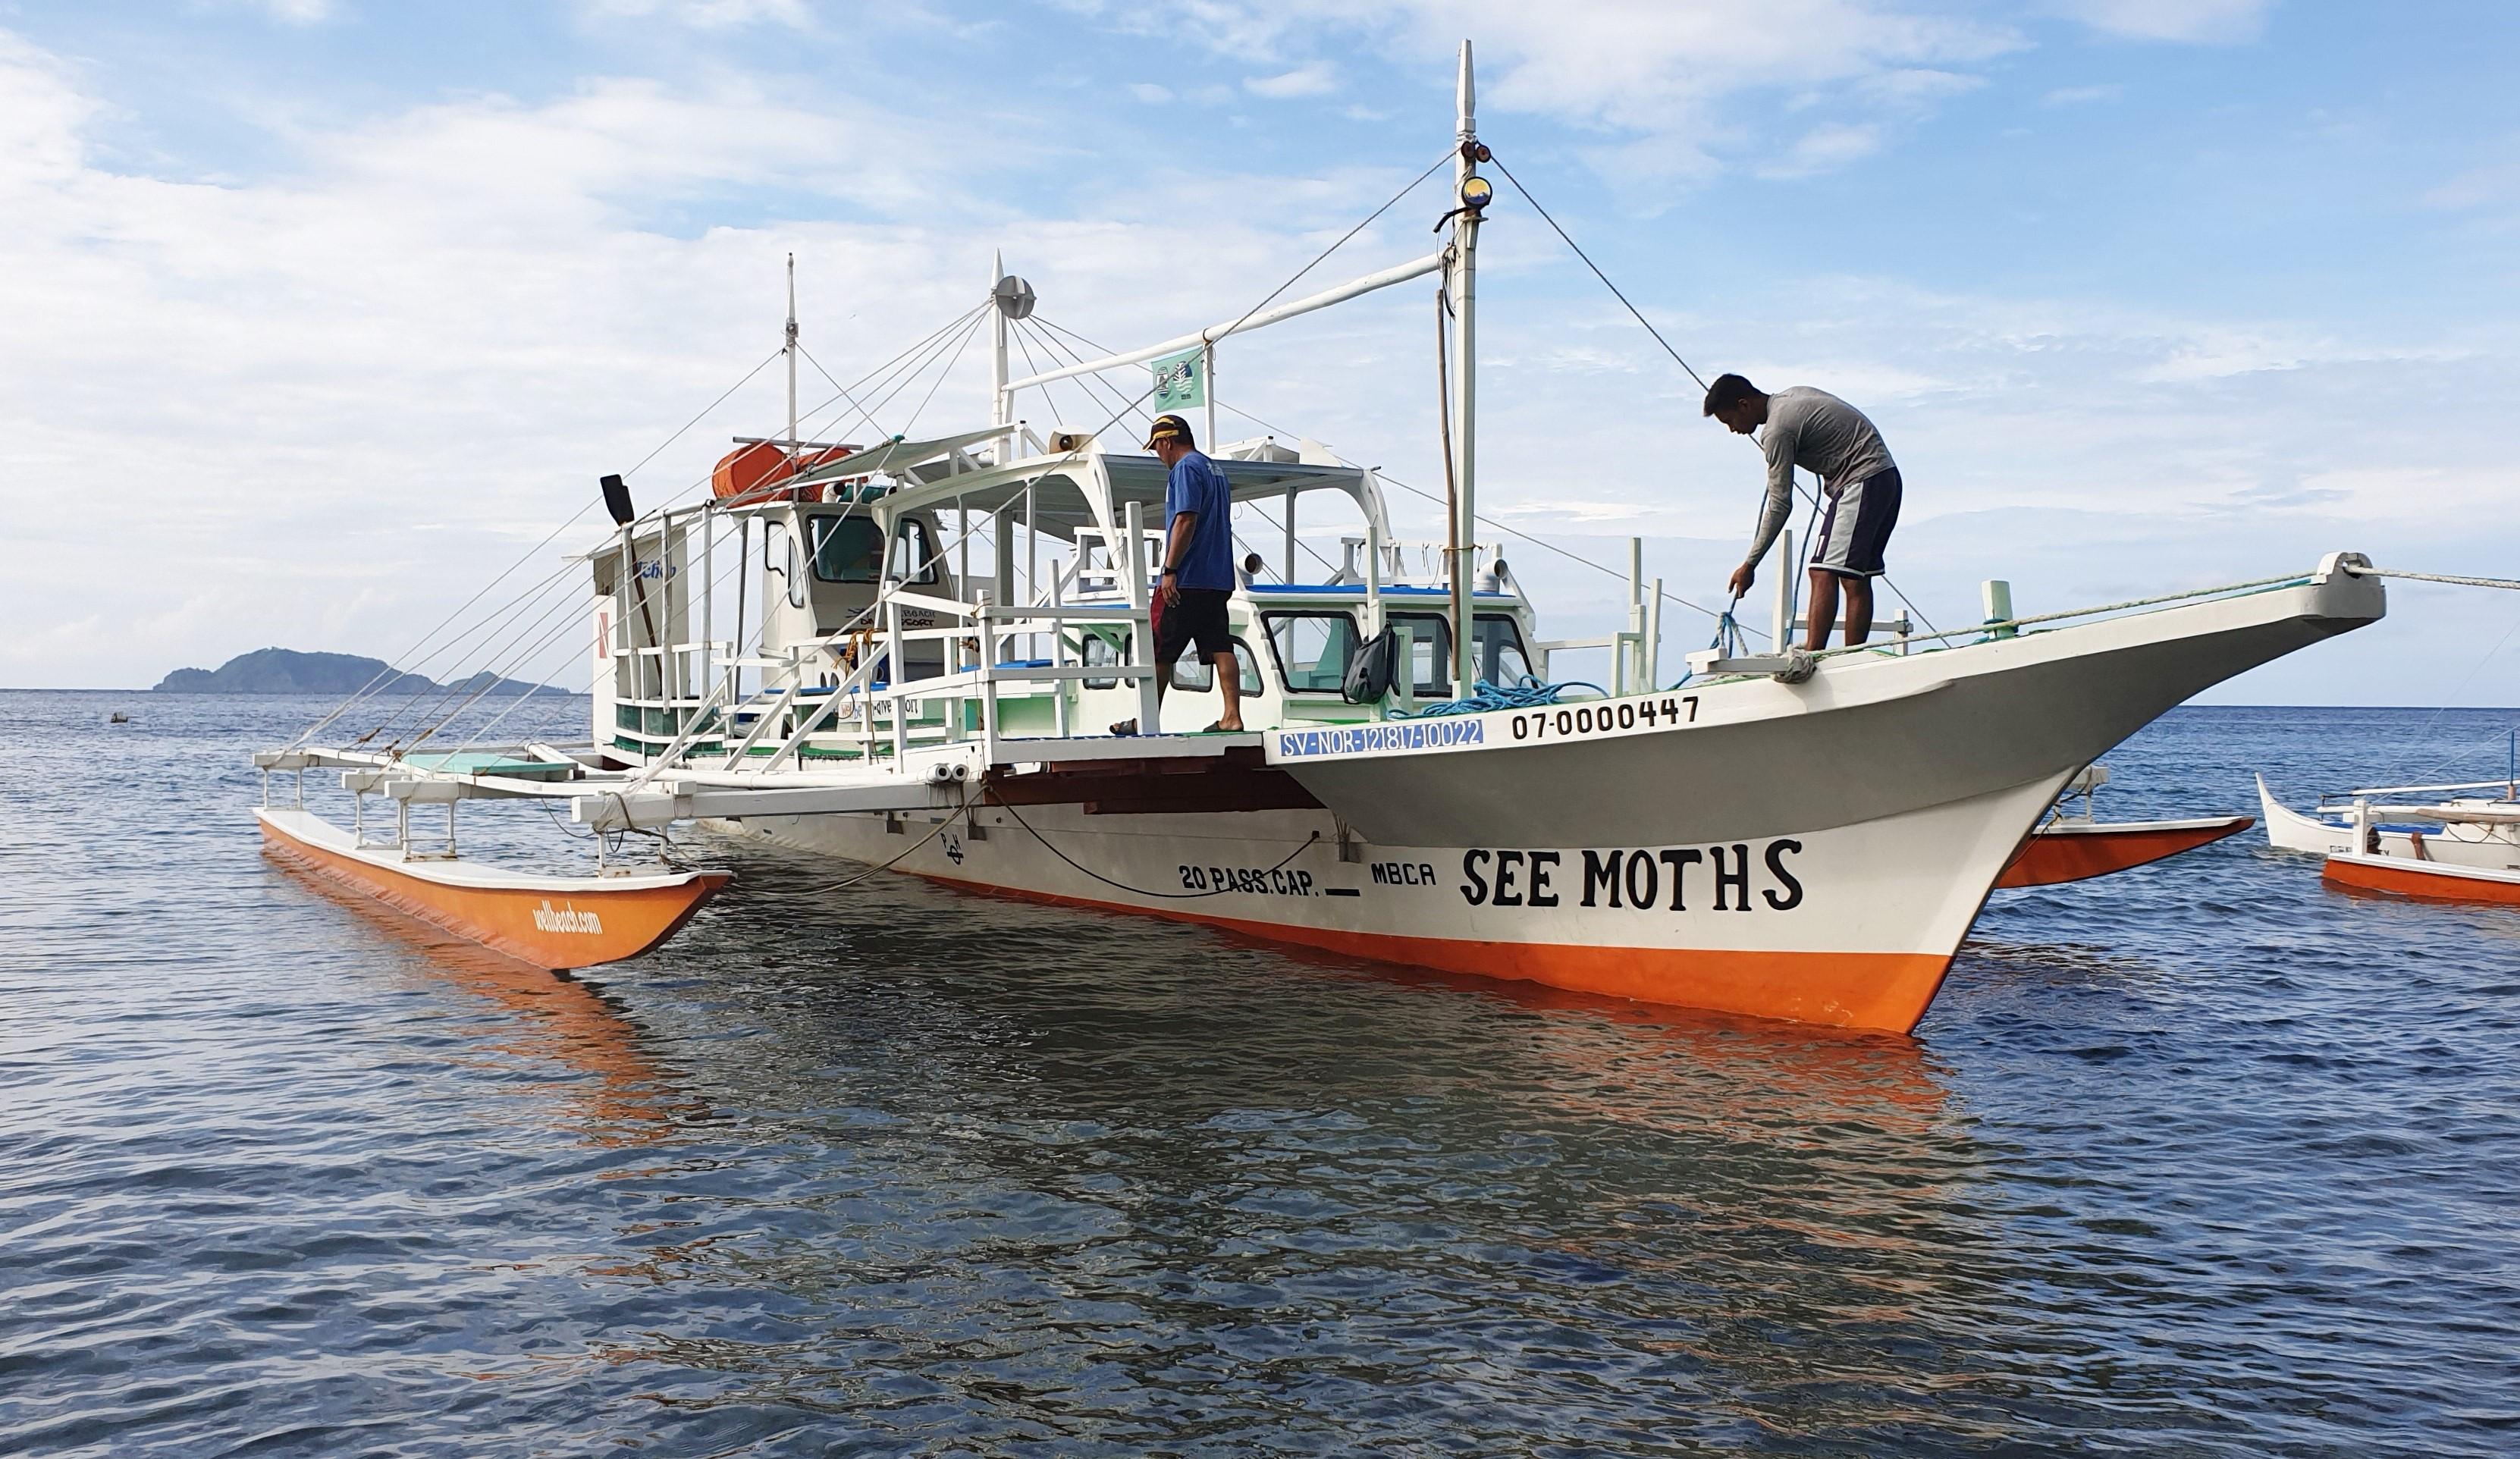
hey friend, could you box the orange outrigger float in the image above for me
[1993,764,2253,890]
[254,799,727,971]
[2322,848,2520,905]
[1998,814,2255,889]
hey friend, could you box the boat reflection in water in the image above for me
[265,842,695,1147]
[533,860,2026,1446]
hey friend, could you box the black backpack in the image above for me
[1342,627,1398,704]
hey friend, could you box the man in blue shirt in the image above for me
[1116,413,1241,733]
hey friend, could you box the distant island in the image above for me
[152,648,568,696]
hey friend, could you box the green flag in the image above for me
[1151,346,1205,409]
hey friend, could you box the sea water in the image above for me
[2,692,2515,1457]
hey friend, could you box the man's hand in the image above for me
[1727,562,1756,598]
[1160,577,1182,607]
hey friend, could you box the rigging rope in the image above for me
[290,347,786,748]
[1794,573,2314,664]
[988,792,1322,900]
[317,290,1012,761]
[2343,567,2520,781]
[1392,674,1607,718]
[896,310,991,440]
[780,785,977,895]
[2343,566,2520,591]
[1023,314,1348,582]
[441,304,1001,749]
[1489,157,1709,391]
[792,302,990,445]
[1487,150,1944,645]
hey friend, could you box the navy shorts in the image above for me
[1812,466,1901,579]
[1155,588,1233,664]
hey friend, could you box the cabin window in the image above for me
[1383,613,1531,695]
[809,514,884,583]
[890,518,943,585]
[1263,611,1362,695]
[1386,613,1454,696]
[1169,639,1263,695]
[1081,629,1127,689]
[1475,615,1533,685]
[764,520,805,608]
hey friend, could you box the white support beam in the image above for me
[1004,251,1447,391]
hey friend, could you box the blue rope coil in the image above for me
[1667,610,1744,690]
[1393,674,1608,718]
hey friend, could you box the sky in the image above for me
[5,0,2520,708]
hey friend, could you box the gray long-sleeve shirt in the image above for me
[1744,386,1897,567]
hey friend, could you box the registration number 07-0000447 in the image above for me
[1510,696,1696,742]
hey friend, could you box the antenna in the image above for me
[990,254,1037,459]
[1447,39,1486,693]
[784,252,799,466]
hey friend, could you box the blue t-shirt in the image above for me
[1163,450,1235,591]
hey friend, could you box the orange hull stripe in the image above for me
[1997,818,2253,888]
[2324,855,2520,906]
[259,820,727,970]
[908,871,1950,1035]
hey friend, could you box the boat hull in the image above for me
[1996,815,2255,888]
[723,770,2061,1036]
[1271,574,2380,852]
[714,569,2383,1035]
[257,808,729,969]
[2258,774,2355,853]
[2324,849,2520,906]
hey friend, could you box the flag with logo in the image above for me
[1151,346,1205,409]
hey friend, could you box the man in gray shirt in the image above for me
[1704,374,1903,651]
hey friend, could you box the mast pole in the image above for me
[990,249,1012,446]
[784,253,799,466]
[1448,39,1482,694]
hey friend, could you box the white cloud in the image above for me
[573,0,813,27]
[0,36,1029,689]
[2043,83,2125,106]
[2,15,2511,709]
[1758,121,1882,178]
[200,0,336,22]
[1128,82,1172,104]
[2056,0,2275,45]
[0,31,91,187]
[1057,0,2021,179]
[0,27,1469,688]
[1245,62,1337,99]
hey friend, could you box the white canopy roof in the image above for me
[874,446,1389,547]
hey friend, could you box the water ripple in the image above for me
[1,694,2515,1456]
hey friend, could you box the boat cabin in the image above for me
[585,427,1541,762]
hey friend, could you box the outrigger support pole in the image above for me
[1448,39,1484,695]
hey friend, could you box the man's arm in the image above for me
[1159,510,1196,604]
[1726,430,1797,597]
[1744,430,1797,567]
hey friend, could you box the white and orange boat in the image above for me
[2259,766,2520,907]
[256,44,2393,1030]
